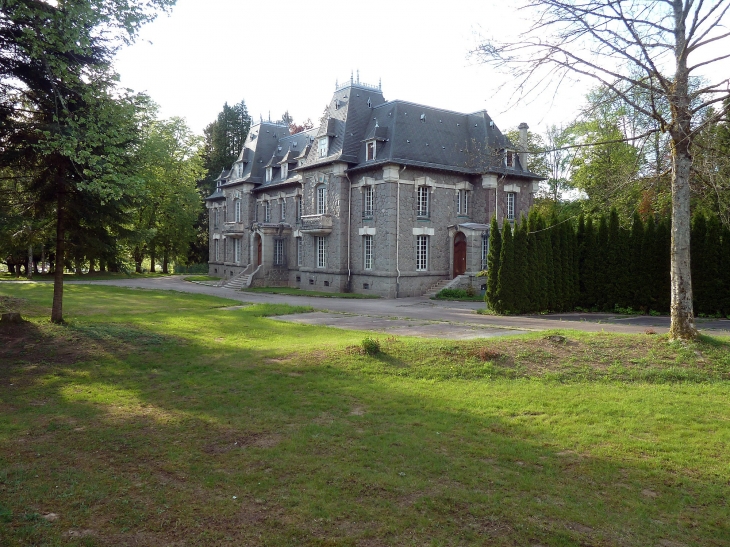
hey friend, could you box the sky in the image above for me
[114,0,729,138]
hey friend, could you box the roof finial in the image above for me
[350,70,353,84]
[379,77,381,90]
[357,69,360,84]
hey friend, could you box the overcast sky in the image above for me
[113,0,728,137]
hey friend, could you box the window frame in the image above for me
[363,235,373,270]
[507,192,515,220]
[214,239,219,262]
[316,236,326,268]
[234,238,241,264]
[366,140,376,161]
[457,189,469,216]
[316,185,327,215]
[281,199,286,221]
[235,199,241,223]
[363,185,374,218]
[318,136,328,158]
[505,149,516,168]
[281,162,288,180]
[265,166,273,182]
[416,235,429,271]
[417,185,430,218]
[274,239,285,266]
[265,201,271,222]
[296,196,302,220]
[482,233,489,270]
[297,237,303,267]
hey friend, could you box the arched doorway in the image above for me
[453,232,467,277]
[254,233,262,266]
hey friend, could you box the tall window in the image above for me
[316,185,327,215]
[266,167,273,182]
[235,199,241,222]
[274,239,284,265]
[265,201,271,222]
[234,238,241,264]
[297,238,303,266]
[281,199,286,220]
[281,163,288,180]
[363,185,374,218]
[417,186,429,217]
[316,236,326,268]
[366,140,376,161]
[214,239,219,261]
[457,190,469,216]
[296,196,302,220]
[318,137,328,158]
[482,234,489,270]
[507,192,515,220]
[214,209,219,228]
[363,235,373,270]
[505,150,516,168]
[416,235,429,271]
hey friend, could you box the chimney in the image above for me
[518,122,529,170]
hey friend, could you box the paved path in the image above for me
[7,276,730,338]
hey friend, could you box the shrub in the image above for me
[465,285,476,297]
[436,288,469,299]
[361,337,381,355]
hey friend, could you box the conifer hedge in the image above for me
[484,209,730,316]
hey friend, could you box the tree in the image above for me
[476,0,730,339]
[495,220,515,314]
[0,0,175,322]
[485,216,502,309]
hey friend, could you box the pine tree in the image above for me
[690,212,707,314]
[642,216,658,311]
[704,215,722,315]
[606,209,624,310]
[527,211,539,313]
[536,214,550,311]
[720,225,730,317]
[596,215,609,310]
[630,212,645,309]
[485,215,502,310]
[495,219,515,314]
[655,218,672,312]
[581,216,598,308]
[513,218,530,313]
[550,214,564,311]
[559,220,572,310]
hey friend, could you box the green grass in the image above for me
[183,275,221,282]
[0,271,174,281]
[1,283,729,546]
[244,286,380,298]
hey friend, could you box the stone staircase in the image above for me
[422,274,474,298]
[221,264,260,290]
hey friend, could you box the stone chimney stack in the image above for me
[518,122,529,170]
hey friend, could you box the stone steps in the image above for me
[422,278,452,298]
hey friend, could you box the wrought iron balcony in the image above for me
[299,214,333,235]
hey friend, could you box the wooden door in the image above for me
[454,232,467,277]
[256,235,262,266]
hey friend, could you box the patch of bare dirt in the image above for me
[0,295,26,313]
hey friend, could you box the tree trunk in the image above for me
[9,263,15,275]
[51,189,65,323]
[88,258,96,274]
[668,2,698,341]
[27,245,33,279]
[162,248,169,274]
[41,245,45,274]
[150,244,156,273]
[99,260,106,273]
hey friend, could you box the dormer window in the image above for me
[265,167,273,182]
[318,136,328,158]
[366,140,376,161]
[505,149,516,168]
[281,163,288,180]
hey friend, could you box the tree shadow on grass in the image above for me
[1,309,729,547]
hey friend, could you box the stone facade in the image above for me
[207,79,542,297]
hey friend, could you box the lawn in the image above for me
[243,286,380,299]
[1,283,729,546]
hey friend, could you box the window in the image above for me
[507,192,515,220]
[363,185,374,218]
[363,235,373,270]
[416,235,429,271]
[457,190,469,216]
[482,234,489,270]
[266,167,273,182]
[281,163,288,180]
[234,238,241,264]
[235,199,241,223]
[366,140,376,161]
[316,236,326,268]
[281,199,286,220]
[318,136,328,158]
[265,201,271,222]
[297,238,303,266]
[296,196,302,220]
[417,185,429,217]
[214,239,219,262]
[274,239,284,265]
[214,209,219,228]
[505,150,516,168]
[316,185,327,215]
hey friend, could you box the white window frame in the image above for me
[297,237,303,267]
[416,235,429,271]
[363,235,373,270]
[366,140,376,161]
[296,196,302,220]
[417,185,429,218]
[507,192,515,220]
[234,238,241,264]
[505,150,516,168]
[266,167,273,182]
[363,185,374,217]
[316,185,327,215]
[457,190,469,216]
[281,199,286,220]
[318,137,328,158]
[214,209,219,228]
[281,162,288,180]
[274,239,284,265]
[214,239,219,262]
[316,236,326,268]
[235,199,241,223]
[482,234,489,270]
[265,201,271,222]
